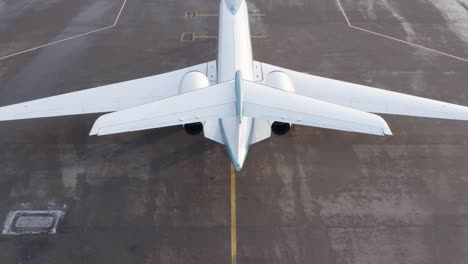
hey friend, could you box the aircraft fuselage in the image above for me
[217,0,255,170]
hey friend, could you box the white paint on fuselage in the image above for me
[217,0,253,82]
[217,0,254,170]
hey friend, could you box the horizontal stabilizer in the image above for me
[242,80,392,136]
[90,81,236,136]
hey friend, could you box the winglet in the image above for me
[89,117,102,136]
[378,116,393,136]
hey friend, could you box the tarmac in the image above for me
[1,0,468,263]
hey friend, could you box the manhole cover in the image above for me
[2,210,64,235]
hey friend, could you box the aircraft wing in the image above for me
[242,80,392,136]
[0,62,214,121]
[257,61,468,120]
[90,81,236,136]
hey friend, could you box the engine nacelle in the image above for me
[271,122,291,136]
[263,71,295,93]
[264,71,294,136]
[179,71,210,94]
[179,71,209,135]
[184,122,203,135]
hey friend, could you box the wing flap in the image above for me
[90,81,236,136]
[243,81,392,136]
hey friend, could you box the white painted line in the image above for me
[350,25,468,63]
[0,26,113,60]
[335,0,351,26]
[336,0,468,63]
[113,0,128,26]
[0,0,128,61]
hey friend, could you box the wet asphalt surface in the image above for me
[1,0,468,263]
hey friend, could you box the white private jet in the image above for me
[2,0,468,170]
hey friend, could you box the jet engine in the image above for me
[184,122,204,135]
[179,71,210,135]
[179,71,210,93]
[263,71,295,93]
[271,122,291,135]
[263,71,294,135]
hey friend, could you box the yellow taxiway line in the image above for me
[230,164,237,264]
[197,13,219,17]
[195,35,217,39]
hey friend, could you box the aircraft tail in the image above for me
[89,74,393,139]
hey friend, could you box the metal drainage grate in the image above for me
[2,210,64,235]
[180,32,195,42]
